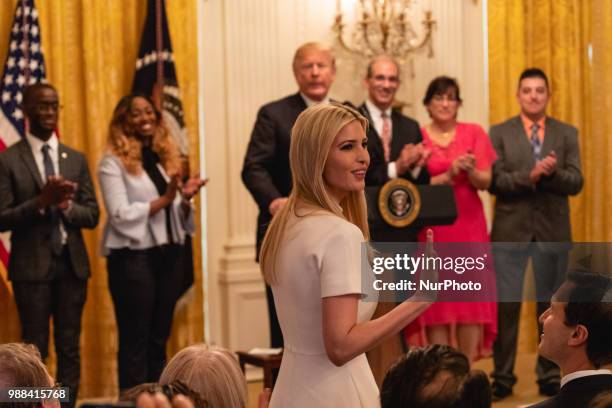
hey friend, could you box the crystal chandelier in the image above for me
[332,0,436,63]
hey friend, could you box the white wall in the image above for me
[198,0,488,352]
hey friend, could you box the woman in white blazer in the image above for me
[98,94,205,391]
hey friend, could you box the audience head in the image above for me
[122,381,206,408]
[423,76,462,123]
[159,344,247,408]
[590,391,612,408]
[108,94,180,175]
[0,343,57,408]
[380,344,491,408]
[538,271,612,371]
[292,42,336,102]
[364,55,401,111]
[260,103,370,283]
[22,83,59,140]
[516,67,550,119]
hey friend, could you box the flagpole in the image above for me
[21,0,31,137]
[154,0,164,112]
[22,0,30,85]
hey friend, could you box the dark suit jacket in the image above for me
[0,139,99,281]
[241,93,307,253]
[489,116,583,242]
[527,374,612,408]
[358,104,430,187]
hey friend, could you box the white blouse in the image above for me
[97,152,194,255]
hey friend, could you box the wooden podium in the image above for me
[364,184,457,386]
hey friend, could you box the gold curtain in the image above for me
[488,0,611,350]
[0,0,203,399]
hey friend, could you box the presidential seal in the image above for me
[378,178,421,227]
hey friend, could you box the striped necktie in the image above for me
[381,112,391,162]
[530,123,542,160]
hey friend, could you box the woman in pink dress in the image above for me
[405,76,498,362]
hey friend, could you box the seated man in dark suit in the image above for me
[0,83,99,406]
[528,271,612,408]
[359,55,430,187]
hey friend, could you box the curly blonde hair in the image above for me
[107,94,181,175]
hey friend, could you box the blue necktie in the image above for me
[530,123,541,160]
[41,144,62,256]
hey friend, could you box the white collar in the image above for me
[26,132,59,153]
[300,93,330,108]
[561,369,612,388]
[365,99,392,119]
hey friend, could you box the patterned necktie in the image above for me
[381,112,392,162]
[530,123,542,160]
[41,144,62,256]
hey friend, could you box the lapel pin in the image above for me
[61,152,68,159]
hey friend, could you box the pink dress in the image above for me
[404,122,498,359]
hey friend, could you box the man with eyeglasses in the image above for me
[0,83,99,406]
[360,55,430,188]
[358,56,430,383]
[242,42,336,349]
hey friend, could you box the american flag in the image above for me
[0,0,46,273]
[132,0,189,156]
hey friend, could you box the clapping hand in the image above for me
[539,151,557,176]
[414,143,431,168]
[458,152,476,172]
[38,176,77,209]
[397,143,430,175]
[182,173,208,200]
[530,151,557,183]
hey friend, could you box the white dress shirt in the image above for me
[300,93,330,107]
[560,368,612,388]
[26,132,60,181]
[25,132,68,244]
[365,99,422,180]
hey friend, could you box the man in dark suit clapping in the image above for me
[489,68,584,400]
[359,56,430,384]
[0,83,99,406]
[527,271,612,408]
[241,42,336,348]
[359,55,430,188]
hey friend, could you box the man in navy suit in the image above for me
[527,271,612,408]
[242,42,336,348]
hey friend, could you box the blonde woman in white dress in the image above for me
[260,103,434,408]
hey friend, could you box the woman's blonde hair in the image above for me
[159,344,247,408]
[107,94,181,175]
[259,102,370,284]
